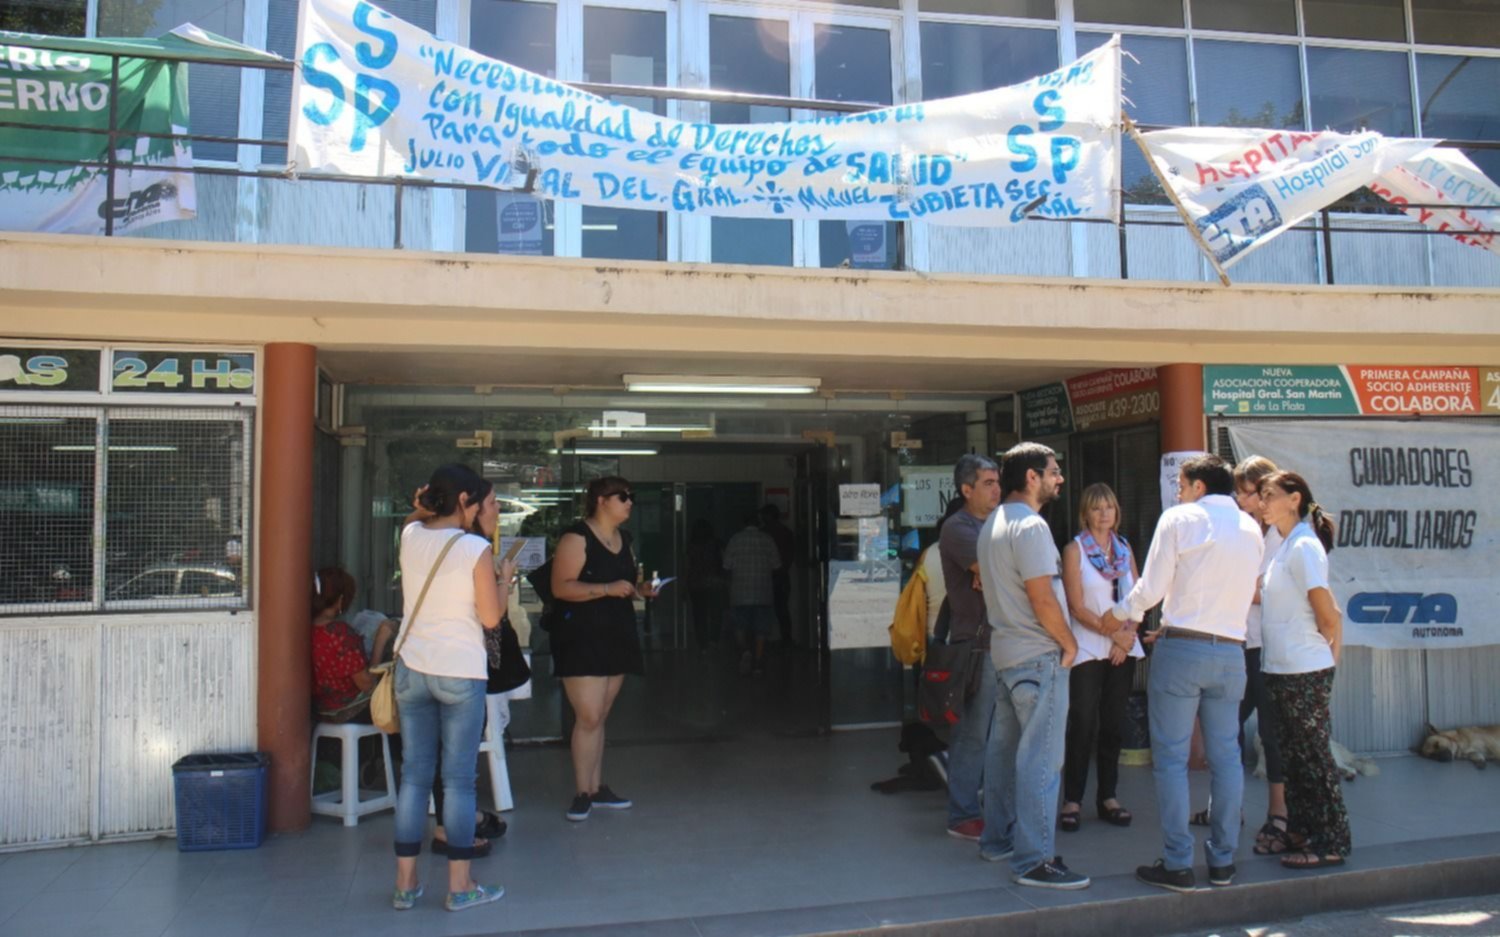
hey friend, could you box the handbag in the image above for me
[525,559,558,632]
[369,531,465,734]
[485,615,532,694]
[918,635,983,730]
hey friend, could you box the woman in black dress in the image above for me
[550,476,655,821]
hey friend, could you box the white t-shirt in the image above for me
[1068,537,1144,665]
[921,545,947,635]
[1245,525,1283,650]
[1260,521,1336,675]
[397,522,493,680]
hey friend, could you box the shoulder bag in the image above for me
[369,531,465,734]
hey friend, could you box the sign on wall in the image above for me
[900,467,956,528]
[1021,368,1159,438]
[110,350,256,395]
[291,0,1122,226]
[1206,365,1494,417]
[1227,421,1500,650]
[0,347,103,392]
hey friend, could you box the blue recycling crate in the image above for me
[172,752,269,851]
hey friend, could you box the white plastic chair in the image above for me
[310,721,397,827]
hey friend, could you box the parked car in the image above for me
[110,566,240,600]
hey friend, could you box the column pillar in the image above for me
[258,342,316,832]
[1158,364,1206,453]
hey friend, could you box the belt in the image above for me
[1161,627,1243,647]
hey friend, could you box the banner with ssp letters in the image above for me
[1226,421,1500,651]
[290,0,1121,226]
[1138,128,1438,272]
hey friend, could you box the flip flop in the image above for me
[1189,808,1212,827]
[1281,851,1346,870]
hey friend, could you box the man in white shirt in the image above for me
[1107,454,1262,892]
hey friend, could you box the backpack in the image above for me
[889,548,931,666]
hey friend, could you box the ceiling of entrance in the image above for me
[316,349,1084,395]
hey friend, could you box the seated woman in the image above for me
[311,567,391,723]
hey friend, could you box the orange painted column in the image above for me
[1158,364,1206,453]
[258,342,316,832]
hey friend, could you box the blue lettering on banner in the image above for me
[1348,592,1457,626]
[296,0,1121,225]
[1196,183,1282,264]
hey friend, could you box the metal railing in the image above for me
[2,42,1497,285]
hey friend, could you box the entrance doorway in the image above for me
[339,387,978,748]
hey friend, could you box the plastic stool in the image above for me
[310,721,397,827]
[480,693,514,812]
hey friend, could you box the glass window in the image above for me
[1075,0,1182,28]
[1417,54,1500,182]
[0,413,97,609]
[581,6,668,262]
[1,0,86,35]
[1307,48,1413,136]
[467,0,556,256]
[104,414,250,609]
[1194,40,1304,129]
[920,0,1055,18]
[1303,0,1406,42]
[814,24,898,270]
[1190,0,1295,34]
[263,0,437,166]
[1080,33,1189,204]
[1413,0,1500,49]
[99,0,245,162]
[709,16,793,267]
[920,23,1058,99]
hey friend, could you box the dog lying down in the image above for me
[1419,724,1500,769]
[1250,733,1380,781]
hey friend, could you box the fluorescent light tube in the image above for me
[623,374,820,394]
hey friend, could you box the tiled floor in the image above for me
[2,731,1497,937]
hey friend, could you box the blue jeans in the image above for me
[980,651,1069,875]
[392,660,487,860]
[1148,636,1248,870]
[947,652,997,826]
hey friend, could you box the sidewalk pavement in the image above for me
[1,730,1497,937]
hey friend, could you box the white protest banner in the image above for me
[1227,421,1499,650]
[1370,148,1500,259]
[1138,128,1437,270]
[290,0,1121,225]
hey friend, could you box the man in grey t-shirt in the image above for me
[975,443,1088,890]
[936,454,1000,841]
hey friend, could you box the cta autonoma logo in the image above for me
[1346,592,1457,625]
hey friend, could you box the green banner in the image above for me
[0,33,195,233]
[1204,365,1360,416]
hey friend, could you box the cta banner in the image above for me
[1226,420,1500,650]
[1205,365,1498,417]
[1138,128,1436,270]
[0,37,195,235]
[1371,147,1500,259]
[291,0,1121,225]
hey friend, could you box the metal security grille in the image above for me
[0,407,100,612]
[0,405,254,615]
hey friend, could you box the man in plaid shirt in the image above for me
[723,511,782,676]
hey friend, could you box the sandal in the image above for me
[1097,803,1132,827]
[1059,808,1082,833]
[1253,824,1304,856]
[475,811,508,840]
[1254,815,1289,849]
[1281,851,1346,870]
[1189,808,1212,827]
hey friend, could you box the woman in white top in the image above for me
[391,464,515,913]
[1258,470,1349,870]
[1058,483,1143,832]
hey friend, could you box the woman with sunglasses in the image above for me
[551,476,655,821]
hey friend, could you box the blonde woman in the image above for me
[1058,483,1142,832]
